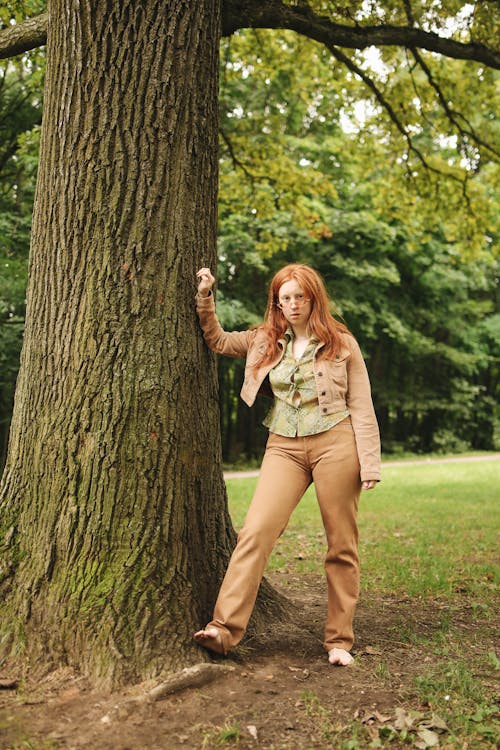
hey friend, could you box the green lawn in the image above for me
[226,460,499,600]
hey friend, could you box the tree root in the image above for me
[101,662,236,723]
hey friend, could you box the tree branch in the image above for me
[328,44,469,189]
[402,0,416,27]
[223,0,500,69]
[219,126,283,207]
[0,13,47,60]
[1,5,499,70]
[0,143,19,174]
[410,47,500,161]
[220,127,258,181]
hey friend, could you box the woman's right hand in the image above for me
[196,267,215,297]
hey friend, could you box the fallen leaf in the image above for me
[415,728,440,748]
[247,725,258,740]
[360,710,391,725]
[374,711,391,723]
[363,646,382,655]
[426,713,449,732]
[288,666,302,672]
[394,707,422,730]
[366,725,379,741]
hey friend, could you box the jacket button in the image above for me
[321,391,326,396]
[322,407,328,413]
[317,371,323,376]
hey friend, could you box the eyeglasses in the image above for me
[277,295,310,309]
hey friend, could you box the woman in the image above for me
[194,264,380,666]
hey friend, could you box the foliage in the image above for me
[0,0,46,27]
[0,254,25,455]
[0,60,41,466]
[219,24,499,257]
[312,213,500,453]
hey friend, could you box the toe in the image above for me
[193,627,226,654]
[328,648,354,666]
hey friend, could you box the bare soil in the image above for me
[1,571,497,750]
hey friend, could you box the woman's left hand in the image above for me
[362,480,378,490]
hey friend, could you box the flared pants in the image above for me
[207,418,362,654]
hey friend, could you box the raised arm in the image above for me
[195,268,256,358]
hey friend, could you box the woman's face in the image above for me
[278,279,312,329]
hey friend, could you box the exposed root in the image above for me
[101,662,236,723]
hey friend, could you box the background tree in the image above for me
[0,5,43,466]
[0,0,498,686]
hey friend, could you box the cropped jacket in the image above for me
[196,293,381,482]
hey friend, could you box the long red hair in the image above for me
[255,264,351,368]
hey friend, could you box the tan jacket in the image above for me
[196,293,381,481]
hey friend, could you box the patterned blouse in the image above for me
[263,331,350,437]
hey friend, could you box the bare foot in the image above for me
[193,627,225,655]
[328,647,354,666]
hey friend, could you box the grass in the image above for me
[413,656,500,748]
[225,457,500,749]
[201,721,242,748]
[226,460,499,600]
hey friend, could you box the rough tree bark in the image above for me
[0,0,287,688]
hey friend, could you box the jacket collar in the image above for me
[284,327,320,344]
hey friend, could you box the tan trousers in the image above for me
[207,418,362,654]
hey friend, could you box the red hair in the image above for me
[255,264,351,369]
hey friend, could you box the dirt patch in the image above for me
[1,572,497,749]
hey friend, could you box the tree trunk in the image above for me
[0,0,287,688]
